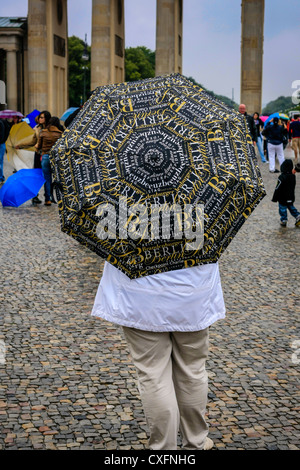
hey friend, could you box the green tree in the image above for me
[262,96,294,115]
[125,46,155,82]
[68,35,91,107]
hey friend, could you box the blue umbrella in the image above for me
[60,107,79,121]
[0,169,45,207]
[264,112,289,127]
[23,109,40,128]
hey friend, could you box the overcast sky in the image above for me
[1,0,299,106]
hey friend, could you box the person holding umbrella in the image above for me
[262,117,286,173]
[9,114,23,129]
[92,257,226,450]
[16,110,51,158]
[51,73,266,451]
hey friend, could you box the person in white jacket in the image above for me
[91,259,226,450]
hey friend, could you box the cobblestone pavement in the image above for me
[0,147,299,451]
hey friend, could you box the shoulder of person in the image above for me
[49,125,62,133]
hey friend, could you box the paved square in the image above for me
[0,147,299,450]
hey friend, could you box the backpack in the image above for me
[0,118,10,144]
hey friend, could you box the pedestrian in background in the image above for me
[253,112,267,162]
[36,116,63,206]
[0,118,10,183]
[271,159,300,227]
[16,110,51,204]
[262,117,285,173]
[238,104,257,145]
[9,115,22,128]
[288,115,300,162]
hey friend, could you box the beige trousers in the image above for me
[122,327,209,450]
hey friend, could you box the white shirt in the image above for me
[91,261,226,332]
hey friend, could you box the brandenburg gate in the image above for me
[0,0,264,116]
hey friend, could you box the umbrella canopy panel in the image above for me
[0,110,23,119]
[6,122,36,170]
[61,107,80,121]
[24,109,40,128]
[51,73,266,279]
[264,112,289,127]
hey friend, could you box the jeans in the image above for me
[278,203,300,222]
[257,136,266,162]
[0,143,5,181]
[41,154,52,202]
[34,151,42,169]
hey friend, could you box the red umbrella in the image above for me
[0,109,23,119]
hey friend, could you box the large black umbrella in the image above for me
[50,73,266,279]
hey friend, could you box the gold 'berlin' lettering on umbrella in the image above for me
[207,129,224,142]
[50,73,266,279]
[83,182,102,198]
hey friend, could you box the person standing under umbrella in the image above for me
[92,259,226,450]
[35,117,64,206]
[15,111,51,203]
[50,73,265,450]
[262,117,286,173]
[9,114,22,128]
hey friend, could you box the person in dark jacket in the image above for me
[253,112,267,162]
[263,117,285,173]
[272,159,300,227]
[238,104,257,145]
[0,118,10,183]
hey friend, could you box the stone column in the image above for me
[91,0,125,89]
[240,0,265,114]
[0,50,6,109]
[6,49,18,111]
[156,0,183,76]
[46,0,68,117]
[27,0,48,111]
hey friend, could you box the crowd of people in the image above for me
[238,104,300,227]
[1,102,300,451]
[239,104,300,168]
[1,105,300,219]
[0,110,65,205]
